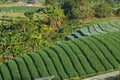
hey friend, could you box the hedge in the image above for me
[72,39,105,72]
[0,30,120,80]
[64,20,120,40]
[79,38,113,71]
[6,60,21,80]
[56,43,86,76]
[50,45,79,78]
[36,50,61,80]
[0,64,12,80]
[65,41,96,75]
[44,48,69,79]
[28,53,49,77]
[92,36,120,63]
[22,55,39,79]
[13,58,31,80]
[87,37,119,68]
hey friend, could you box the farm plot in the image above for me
[0,31,120,80]
[64,20,120,40]
[0,6,39,13]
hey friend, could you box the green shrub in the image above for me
[0,64,11,80]
[71,5,94,19]
[6,60,21,80]
[22,55,39,79]
[93,35,120,63]
[0,72,2,80]
[97,23,111,32]
[44,0,58,5]
[107,22,120,29]
[96,22,117,31]
[61,0,94,19]
[44,48,69,79]
[50,45,78,78]
[64,21,120,40]
[28,53,49,77]
[102,33,120,51]
[65,41,95,75]
[80,27,91,35]
[94,3,113,18]
[56,43,86,76]
[115,21,120,27]
[13,57,31,80]
[72,39,105,72]
[116,8,120,16]
[24,11,34,20]
[93,24,104,32]
[36,50,61,80]
[79,38,113,70]
[106,32,120,41]
[104,22,119,30]
[89,25,98,34]
[0,29,120,80]
[88,37,119,69]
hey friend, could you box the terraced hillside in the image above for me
[0,31,120,80]
[64,20,120,40]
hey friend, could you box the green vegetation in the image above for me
[0,31,120,80]
[94,3,113,18]
[0,0,120,62]
[87,37,120,69]
[22,55,39,79]
[56,43,86,76]
[13,58,31,80]
[28,52,49,77]
[37,50,61,80]
[92,36,120,63]
[64,20,120,40]
[50,45,79,78]
[0,64,12,80]
[44,48,69,79]
[79,38,113,70]
[72,39,105,72]
[6,60,21,80]
[0,0,120,80]
[0,6,39,13]
[65,41,95,75]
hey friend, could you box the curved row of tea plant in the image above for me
[0,6,39,13]
[0,31,120,80]
[64,20,120,40]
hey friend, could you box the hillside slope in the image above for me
[0,31,120,80]
[64,20,120,40]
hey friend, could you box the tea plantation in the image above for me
[0,30,120,80]
[64,20,120,40]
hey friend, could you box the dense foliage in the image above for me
[60,0,119,19]
[64,20,120,40]
[0,0,120,68]
[0,0,120,80]
[0,31,120,80]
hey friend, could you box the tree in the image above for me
[45,5,65,28]
[44,0,58,5]
[12,0,19,2]
[24,11,34,20]
[61,0,94,19]
[23,0,38,4]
